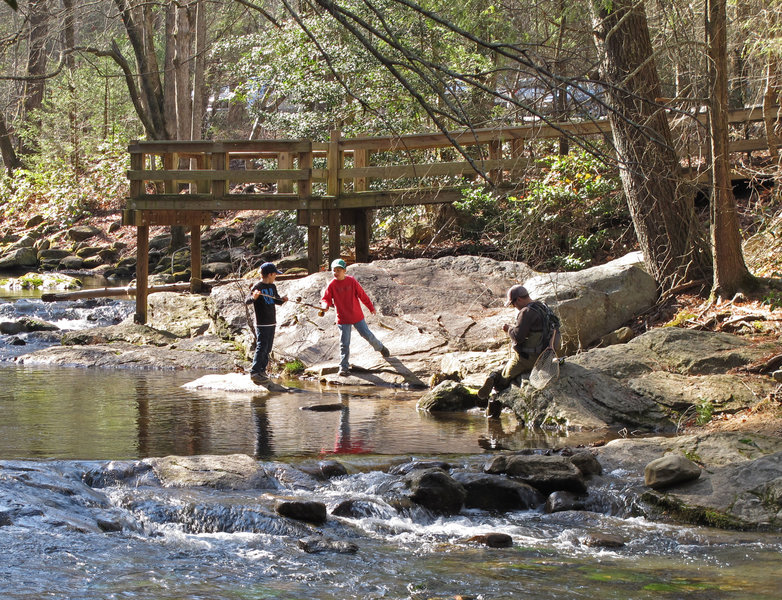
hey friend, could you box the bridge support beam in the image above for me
[135,225,149,324]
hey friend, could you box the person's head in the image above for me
[331,258,347,280]
[260,262,283,280]
[505,284,531,309]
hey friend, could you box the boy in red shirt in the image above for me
[321,259,389,376]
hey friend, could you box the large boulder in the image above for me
[598,433,782,530]
[498,328,777,431]
[523,252,657,353]
[485,454,587,494]
[248,253,656,385]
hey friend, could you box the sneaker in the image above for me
[477,374,495,401]
[338,368,350,376]
[380,346,390,358]
[250,373,270,385]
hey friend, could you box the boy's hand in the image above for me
[282,295,288,302]
[502,323,510,332]
[252,289,261,300]
[370,308,376,315]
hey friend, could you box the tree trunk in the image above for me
[191,0,207,140]
[590,0,710,291]
[0,112,22,174]
[113,0,168,139]
[763,61,781,163]
[706,0,753,298]
[20,0,49,156]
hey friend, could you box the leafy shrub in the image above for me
[253,211,306,256]
[0,139,128,228]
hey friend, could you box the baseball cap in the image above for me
[331,258,347,270]
[260,262,283,276]
[505,284,529,306]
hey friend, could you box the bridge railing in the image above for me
[123,106,776,323]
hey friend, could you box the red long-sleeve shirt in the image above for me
[321,275,375,325]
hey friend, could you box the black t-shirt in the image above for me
[247,282,283,326]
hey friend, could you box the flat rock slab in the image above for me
[182,372,270,393]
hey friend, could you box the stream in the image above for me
[1,286,781,599]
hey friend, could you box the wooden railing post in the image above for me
[278,151,293,193]
[135,225,149,324]
[297,143,321,273]
[327,129,342,265]
[190,224,202,293]
[353,148,371,263]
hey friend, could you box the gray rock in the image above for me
[405,468,466,514]
[276,500,327,524]
[644,454,702,489]
[581,533,625,548]
[545,490,587,513]
[298,535,358,554]
[569,451,603,477]
[144,454,274,489]
[464,532,513,548]
[451,471,544,511]
[67,225,103,242]
[416,380,477,412]
[488,454,587,494]
[0,247,38,269]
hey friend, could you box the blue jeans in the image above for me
[250,325,276,375]
[338,319,383,370]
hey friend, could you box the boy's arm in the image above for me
[245,282,260,305]
[354,279,376,314]
[321,282,334,309]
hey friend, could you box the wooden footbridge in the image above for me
[123,106,775,323]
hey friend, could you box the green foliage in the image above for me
[761,290,782,311]
[253,211,306,256]
[450,151,625,269]
[0,140,128,228]
[219,0,501,138]
[695,400,714,426]
[283,359,305,376]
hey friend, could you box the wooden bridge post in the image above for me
[327,129,342,265]
[353,148,371,263]
[190,224,202,293]
[135,225,149,324]
[297,145,321,273]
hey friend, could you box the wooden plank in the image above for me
[328,208,340,266]
[126,169,311,182]
[339,157,533,180]
[307,226,322,273]
[129,139,312,153]
[123,210,212,227]
[127,194,304,212]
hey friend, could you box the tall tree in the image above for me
[589,0,710,291]
[706,0,754,297]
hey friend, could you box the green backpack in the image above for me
[522,301,561,355]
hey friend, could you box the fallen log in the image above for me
[41,282,197,302]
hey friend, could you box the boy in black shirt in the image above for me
[246,262,288,385]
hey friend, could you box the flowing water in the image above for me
[1,286,781,599]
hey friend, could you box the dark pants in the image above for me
[250,325,276,375]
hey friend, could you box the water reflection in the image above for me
[0,366,610,461]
